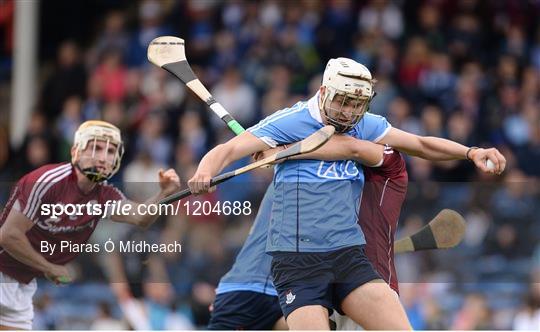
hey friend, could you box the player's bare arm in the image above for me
[379,127,507,174]
[110,168,180,228]
[0,210,70,284]
[256,135,385,167]
[105,252,133,300]
[188,131,269,194]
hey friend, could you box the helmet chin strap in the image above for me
[73,162,109,183]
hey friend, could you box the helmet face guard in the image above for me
[321,58,376,133]
[72,121,124,182]
[321,90,372,133]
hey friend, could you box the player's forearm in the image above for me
[289,135,354,160]
[196,133,267,176]
[189,132,272,194]
[136,191,171,228]
[196,144,234,177]
[289,135,383,166]
[0,230,55,273]
[414,136,468,161]
[380,128,469,161]
[350,139,385,166]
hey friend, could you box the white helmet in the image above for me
[321,58,375,132]
[73,120,124,182]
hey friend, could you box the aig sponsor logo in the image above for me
[316,160,360,179]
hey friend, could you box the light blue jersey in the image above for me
[248,93,391,253]
[216,184,277,296]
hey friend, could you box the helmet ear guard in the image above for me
[72,120,124,182]
[320,58,376,133]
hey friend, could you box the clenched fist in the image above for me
[468,147,506,175]
[158,169,181,196]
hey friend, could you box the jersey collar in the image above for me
[307,91,323,123]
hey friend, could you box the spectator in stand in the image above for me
[512,282,540,330]
[0,0,13,82]
[358,0,403,40]
[40,41,87,121]
[126,0,173,68]
[135,112,172,166]
[90,302,127,330]
[90,11,129,67]
[90,49,127,103]
[56,96,82,157]
[452,293,494,330]
[210,67,257,127]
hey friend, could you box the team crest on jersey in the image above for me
[316,160,360,179]
[285,289,296,305]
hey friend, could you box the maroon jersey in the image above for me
[359,146,408,293]
[0,163,125,283]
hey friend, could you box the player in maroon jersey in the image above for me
[332,145,408,330]
[359,145,407,294]
[0,120,180,330]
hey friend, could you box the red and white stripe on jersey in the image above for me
[21,164,72,221]
[1,163,128,283]
[386,224,394,286]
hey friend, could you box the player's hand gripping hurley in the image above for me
[159,126,335,204]
[148,36,245,135]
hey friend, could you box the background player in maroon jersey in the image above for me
[0,120,180,330]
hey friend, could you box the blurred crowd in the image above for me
[1,0,540,329]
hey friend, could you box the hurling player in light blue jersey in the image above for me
[190,57,410,330]
[189,58,506,330]
[209,138,387,330]
[209,140,384,330]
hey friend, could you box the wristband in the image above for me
[466,147,479,161]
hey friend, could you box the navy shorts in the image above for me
[271,245,380,319]
[207,290,283,330]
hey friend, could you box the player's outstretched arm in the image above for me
[379,128,506,174]
[255,135,384,167]
[111,169,181,228]
[0,210,71,283]
[188,131,269,194]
